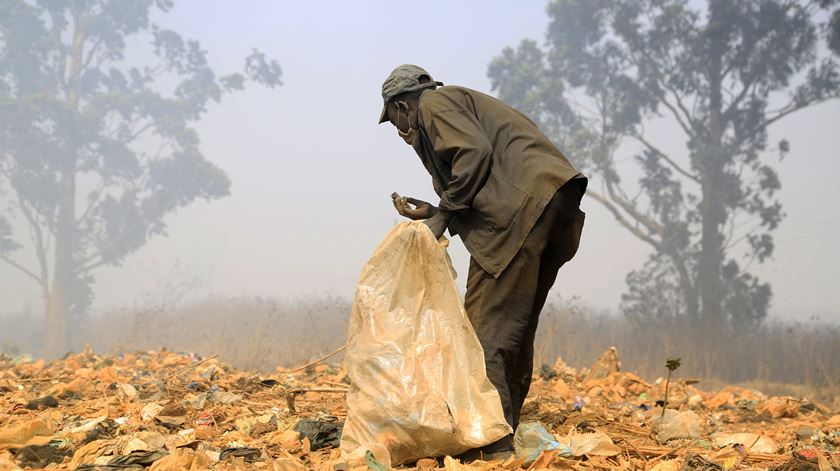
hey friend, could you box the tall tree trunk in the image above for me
[698,0,727,327]
[698,145,726,326]
[672,253,699,322]
[43,167,76,358]
[43,10,84,358]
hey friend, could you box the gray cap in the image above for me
[378,64,442,123]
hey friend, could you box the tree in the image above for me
[821,0,840,55]
[0,0,282,357]
[489,0,839,328]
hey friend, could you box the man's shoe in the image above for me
[479,450,514,462]
[455,434,515,462]
[454,448,513,463]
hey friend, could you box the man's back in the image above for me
[416,85,583,277]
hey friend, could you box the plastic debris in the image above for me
[11,443,71,468]
[366,449,389,471]
[107,449,169,467]
[513,422,572,463]
[558,430,622,457]
[69,415,108,434]
[342,442,392,470]
[235,413,278,438]
[711,432,780,454]
[218,447,262,463]
[682,453,725,471]
[293,419,341,450]
[24,395,59,410]
[654,409,702,443]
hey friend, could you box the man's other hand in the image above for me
[391,192,438,220]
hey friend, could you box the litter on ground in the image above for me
[0,346,838,470]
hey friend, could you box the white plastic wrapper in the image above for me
[340,221,511,465]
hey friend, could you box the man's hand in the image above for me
[391,192,438,220]
[423,210,453,239]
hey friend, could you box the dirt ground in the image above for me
[0,347,838,470]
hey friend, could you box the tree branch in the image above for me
[80,37,103,73]
[738,92,840,146]
[658,94,695,137]
[633,134,701,183]
[724,212,738,250]
[602,178,665,236]
[48,9,68,92]
[763,97,828,129]
[76,179,106,226]
[128,121,156,142]
[720,59,738,84]
[727,220,763,250]
[661,80,700,133]
[76,256,109,275]
[16,196,50,283]
[587,188,662,250]
[0,254,42,284]
[723,75,756,119]
[627,47,702,137]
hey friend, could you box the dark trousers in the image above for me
[464,181,585,449]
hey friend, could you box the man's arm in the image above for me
[426,109,494,212]
[423,208,454,239]
[419,107,494,239]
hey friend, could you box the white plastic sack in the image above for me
[340,221,512,465]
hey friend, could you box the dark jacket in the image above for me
[413,85,585,277]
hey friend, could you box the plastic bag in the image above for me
[711,432,779,453]
[559,431,621,457]
[513,422,572,464]
[340,221,512,465]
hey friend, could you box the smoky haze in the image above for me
[1,0,838,350]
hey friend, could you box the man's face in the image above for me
[386,101,411,133]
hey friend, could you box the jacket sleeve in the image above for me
[425,109,493,211]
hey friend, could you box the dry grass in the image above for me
[1,295,838,403]
[0,296,349,369]
[534,300,840,404]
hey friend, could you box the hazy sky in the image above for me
[2,1,838,322]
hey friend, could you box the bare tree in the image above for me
[489,0,839,328]
[0,0,282,357]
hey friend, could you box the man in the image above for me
[380,65,586,459]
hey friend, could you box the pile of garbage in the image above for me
[516,349,839,471]
[0,346,838,470]
[0,347,348,470]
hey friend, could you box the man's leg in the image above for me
[464,258,540,448]
[464,199,559,448]
[509,184,586,427]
